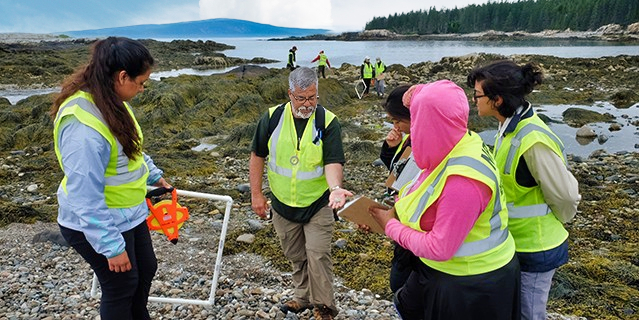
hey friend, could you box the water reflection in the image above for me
[0,88,59,105]
[477,102,639,158]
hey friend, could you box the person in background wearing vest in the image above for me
[51,37,171,320]
[467,60,580,320]
[311,50,331,79]
[374,57,387,97]
[249,67,353,320]
[369,80,521,320]
[360,56,374,96]
[287,46,298,71]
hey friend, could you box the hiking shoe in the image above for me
[313,305,334,320]
[279,299,310,314]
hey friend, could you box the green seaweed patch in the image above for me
[0,200,54,228]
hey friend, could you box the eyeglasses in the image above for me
[473,92,487,101]
[292,94,318,104]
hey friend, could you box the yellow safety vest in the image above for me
[375,61,386,74]
[318,53,328,67]
[266,102,336,207]
[53,91,149,208]
[494,112,569,252]
[363,63,373,78]
[395,132,515,276]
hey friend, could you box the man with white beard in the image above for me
[249,67,352,320]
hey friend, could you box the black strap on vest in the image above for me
[268,104,325,144]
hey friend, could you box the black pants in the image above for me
[317,65,326,78]
[390,243,416,293]
[363,78,372,94]
[60,222,158,320]
[395,256,521,320]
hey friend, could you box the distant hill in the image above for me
[59,18,330,39]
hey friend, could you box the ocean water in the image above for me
[476,102,639,158]
[175,38,639,69]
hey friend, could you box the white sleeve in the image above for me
[523,143,581,223]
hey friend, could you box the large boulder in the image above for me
[627,22,639,34]
[562,107,615,127]
[596,24,623,34]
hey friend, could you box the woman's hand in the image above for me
[153,177,172,189]
[108,251,131,273]
[369,207,396,232]
[356,223,372,233]
[385,128,402,148]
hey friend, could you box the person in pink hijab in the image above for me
[370,80,521,320]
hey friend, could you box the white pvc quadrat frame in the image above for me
[90,188,234,307]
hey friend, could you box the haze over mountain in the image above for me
[59,18,330,39]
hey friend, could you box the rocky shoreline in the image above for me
[0,35,637,319]
[275,23,639,43]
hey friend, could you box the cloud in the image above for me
[199,0,332,29]
[129,2,201,26]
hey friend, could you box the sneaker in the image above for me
[313,305,334,320]
[279,299,310,314]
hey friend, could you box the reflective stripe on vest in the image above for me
[266,102,336,207]
[407,156,508,257]
[494,113,569,252]
[507,202,550,219]
[267,105,324,180]
[500,124,566,175]
[53,91,148,208]
[395,133,514,275]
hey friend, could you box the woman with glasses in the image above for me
[467,60,580,320]
[370,80,520,320]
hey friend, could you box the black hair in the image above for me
[383,84,411,121]
[466,60,543,118]
[52,37,154,159]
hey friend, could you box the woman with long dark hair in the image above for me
[51,37,171,320]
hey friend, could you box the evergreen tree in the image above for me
[364,0,639,34]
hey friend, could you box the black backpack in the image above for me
[267,103,326,144]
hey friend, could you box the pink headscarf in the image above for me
[405,80,469,171]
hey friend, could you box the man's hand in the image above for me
[329,187,353,209]
[108,251,131,273]
[251,193,269,219]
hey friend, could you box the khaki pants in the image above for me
[272,206,337,316]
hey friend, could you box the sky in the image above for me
[0,0,495,34]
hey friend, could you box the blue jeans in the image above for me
[60,222,157,320]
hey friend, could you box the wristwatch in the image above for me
[330,185,341,192]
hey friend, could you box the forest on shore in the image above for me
[365,0,638,34]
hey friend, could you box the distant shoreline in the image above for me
[272,23,639,44]
[272,28,639,44]
[2,23,639,44]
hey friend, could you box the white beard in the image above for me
[294,106,315,119]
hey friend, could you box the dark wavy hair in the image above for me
[466,60,543,118]
[383,84,411,121]
[51,37,154,160]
